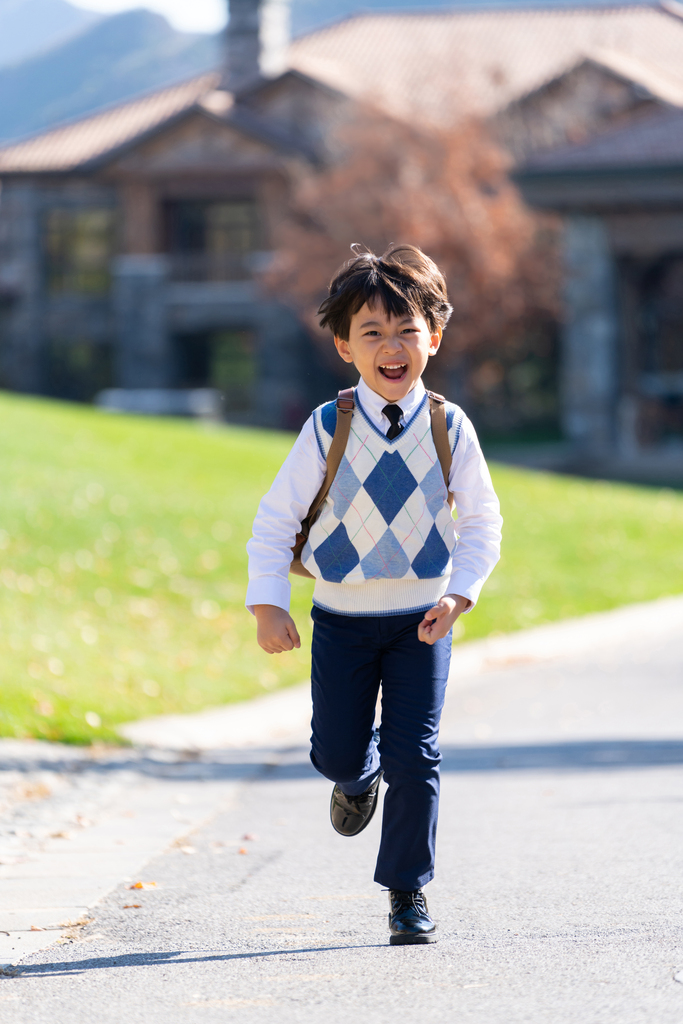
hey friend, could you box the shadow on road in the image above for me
[264,739,683,779]
[4,739,683,784]
[439,739,683,772]
[12,945,385,977]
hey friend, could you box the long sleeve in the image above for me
[445,416,502,610]
[245,416,326,613]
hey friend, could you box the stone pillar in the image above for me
[561,215,619,452]
[112,255,170,388]
[119,182,159,256]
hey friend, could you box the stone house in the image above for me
[1,0,683,469]
[0,58,351,427]
[517,103,683,479]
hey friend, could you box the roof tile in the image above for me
[4,6,683,174]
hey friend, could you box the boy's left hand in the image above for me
[418,594,471,645]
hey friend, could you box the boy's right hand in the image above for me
[253,604,301,654]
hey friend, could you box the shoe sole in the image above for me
[330,773,383,837]
[389,932,438,945]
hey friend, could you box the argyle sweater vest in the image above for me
[303,390,465,617]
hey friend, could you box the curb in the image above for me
[119,594,683,751]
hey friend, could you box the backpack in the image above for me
[290,388,455,579]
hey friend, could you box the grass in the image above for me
[0,391,682,744]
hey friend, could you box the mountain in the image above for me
[0,8,218,142]
[0,0,98,69]
[0,0,665,144]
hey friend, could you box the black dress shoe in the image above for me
[388,889,437,945]
[329,772,383,837]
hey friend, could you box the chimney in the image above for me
[223,0,290,93]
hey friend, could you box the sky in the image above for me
[70,0,227,33]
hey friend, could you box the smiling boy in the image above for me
[247,244,502,944]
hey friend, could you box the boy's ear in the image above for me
[428,327,443,356]
[334,336,355,363]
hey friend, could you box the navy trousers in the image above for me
[309,606,452,892]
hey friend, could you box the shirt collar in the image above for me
[355,377,426,431]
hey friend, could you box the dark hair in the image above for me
[318,243,453,340]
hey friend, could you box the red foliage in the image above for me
[264,109,562,432]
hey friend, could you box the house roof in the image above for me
[5,4,683,175]
[521,105,683,173]
[288,4,683,125]
[505,46,683,114]
[0,73,220,174]
[579,48,683,108]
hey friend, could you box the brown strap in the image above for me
[304,388,355,529]
[427,391,455,510]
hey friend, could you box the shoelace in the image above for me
[389,890,427,913]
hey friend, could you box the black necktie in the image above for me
[383,404,404,440]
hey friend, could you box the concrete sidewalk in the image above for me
[0,595,682,1023]
[120,593,683,750]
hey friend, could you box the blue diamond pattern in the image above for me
[360,529,411,580]
[320,400,337,438]
[329,455,362,521]
[411,523,450,579]
[312,522,360,583]
[363,451,418,525]
[419,461,447,518]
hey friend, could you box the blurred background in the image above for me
[0,0,682,744]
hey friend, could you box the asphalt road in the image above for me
[2,622,683,1024]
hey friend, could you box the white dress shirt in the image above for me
[246,377,502,614]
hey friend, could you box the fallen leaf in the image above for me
[58,916,92,929]
[180,845,196,855]
[18,782,51,801]
[30,926,44,931]
[238,847,249,855]
[50,831,70,840]
[126,881,156,890]
[123,904,141,909]
[242,833,258,841]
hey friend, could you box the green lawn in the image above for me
[1,392,682,744]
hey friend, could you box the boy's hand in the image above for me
[253,604,301,654]
[418,594,471,645]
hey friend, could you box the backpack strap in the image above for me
[290,388,355,578]
[427,390,455,511]
[306,387,355,525]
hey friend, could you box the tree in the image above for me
[264,108,561,435]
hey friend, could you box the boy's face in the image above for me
[334,302,442,402]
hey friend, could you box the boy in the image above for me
[246,244,502,944]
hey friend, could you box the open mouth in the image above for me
[378,363,408,381]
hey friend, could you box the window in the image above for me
[636,255,683,442]
[45,208,115,295]
[44,338,114,402]
[639,256,683,376]
[165,200,260,280]
[174,330,256,413]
